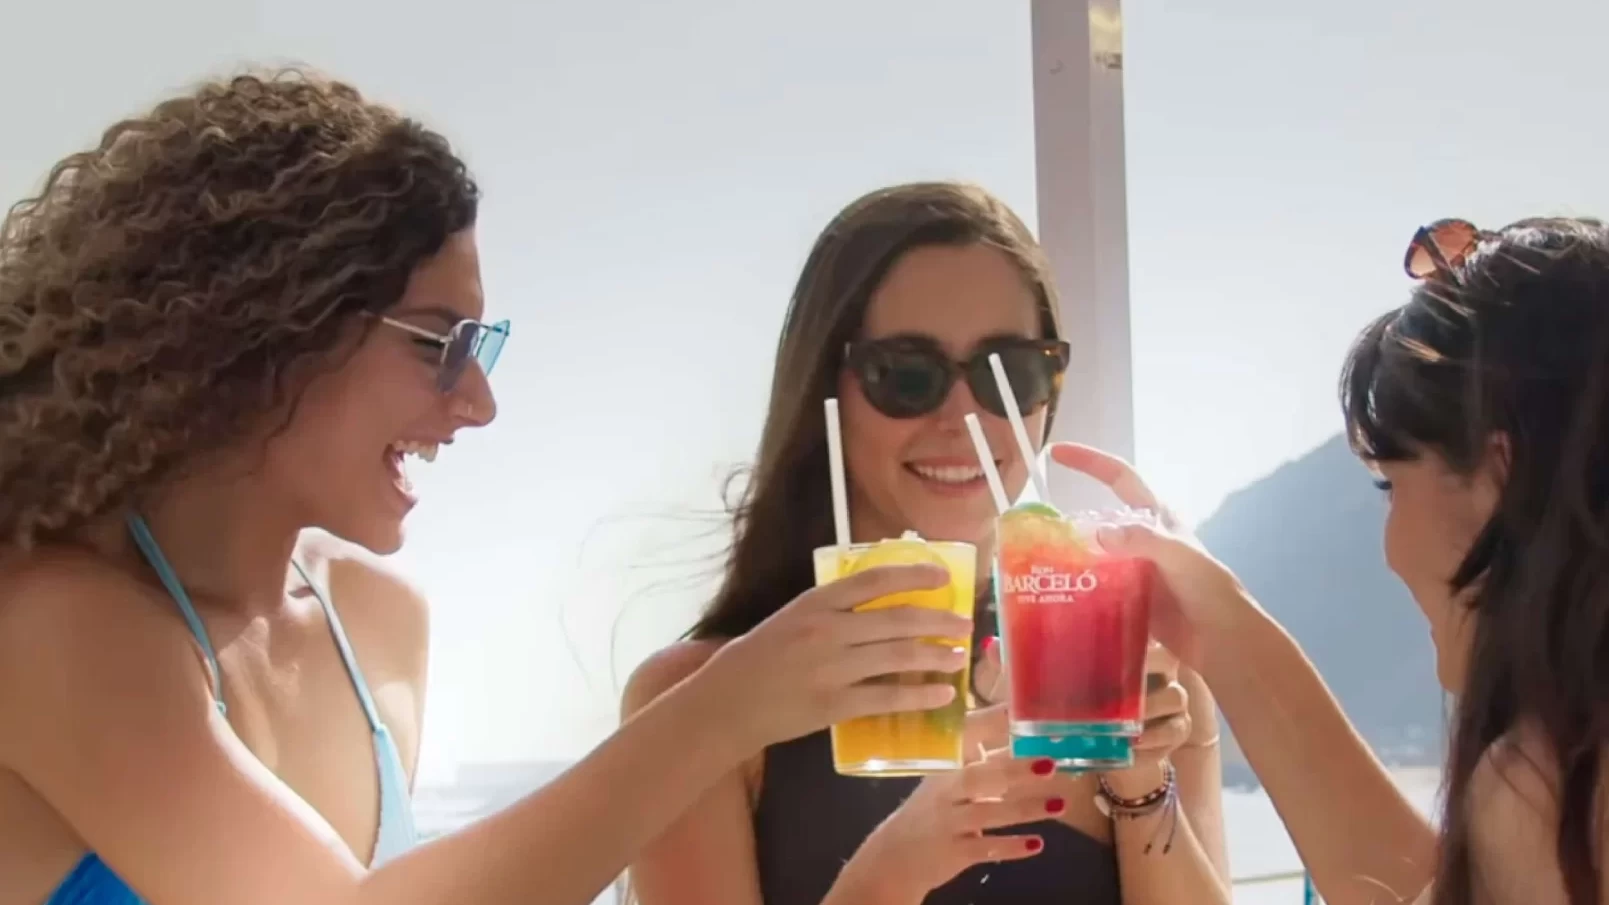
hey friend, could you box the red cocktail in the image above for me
[995,504,1154,764]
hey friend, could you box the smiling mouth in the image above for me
[904,462,992,485]
[386,440,442,499]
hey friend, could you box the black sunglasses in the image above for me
[380,316,511,393]
[844,335,1070,420]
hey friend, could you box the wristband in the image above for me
[1094,761,1180,854]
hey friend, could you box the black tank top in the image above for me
[751,599,1122,905]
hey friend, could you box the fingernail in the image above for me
[981,636,997,656]
[1025,838,1044,853]
[1032,758,1055,775]
[1045,797,1066,814]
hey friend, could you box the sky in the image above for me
[4,0,1607,778]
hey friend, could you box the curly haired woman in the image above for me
[0,70,990,905]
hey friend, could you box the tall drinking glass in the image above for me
[815,534,976,777]
[994,503,1155,770]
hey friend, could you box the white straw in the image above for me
[824,398,852,548]
[964,413,1010,514]
[988,353,1049,502]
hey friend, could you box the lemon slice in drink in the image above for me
[844,535,950,611]
[846,535,969,730]
[843,534,965,648]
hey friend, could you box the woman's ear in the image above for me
[1488,432,1512,475]
[1471,432,1511,517]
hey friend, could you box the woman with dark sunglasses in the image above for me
[0,71,969,905]
[626,182,1231,905]
[1051,216,1609,905]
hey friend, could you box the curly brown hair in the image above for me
[0,69,480,548]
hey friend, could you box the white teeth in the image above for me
[390,440,441,464]
[910,464,985,484]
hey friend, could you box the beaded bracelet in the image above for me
[1094,762,1181,854]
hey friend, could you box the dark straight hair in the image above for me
[1342,217,1609,905]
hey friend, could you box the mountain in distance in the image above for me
[1193,434,1446,788]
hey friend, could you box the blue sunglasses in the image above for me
[380,316,510,392]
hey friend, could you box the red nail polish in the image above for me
[1025,838,1044,853]
[1045,797,1066,814]
[1032,758,1055,775]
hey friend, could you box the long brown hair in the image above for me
[0,69,477,548]
[689,181,1061,641]
[1341,217,1609,905]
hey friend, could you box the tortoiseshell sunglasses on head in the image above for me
[1403,218,1500,280]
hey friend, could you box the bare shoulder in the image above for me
[0,546,147,628]
[1470,726,1558,818]
[1466,726,1560,850]
[1466,726,1572,904]
[297,531,429,658]
[621,634,765,830]
[0,547,188,677]
[622,639,727,718]
[0,547,213,764]
[623,639,765,797]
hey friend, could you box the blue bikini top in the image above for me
[44,514,418,905]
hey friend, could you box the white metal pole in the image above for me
[1032,0,1137,487]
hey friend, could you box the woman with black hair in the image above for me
[1061,216,1609,905]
